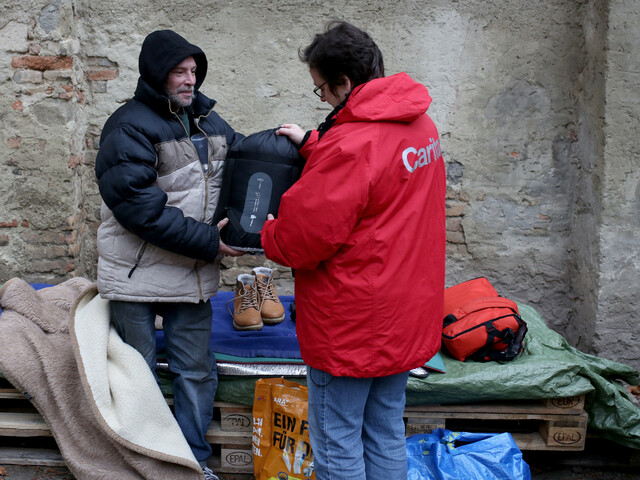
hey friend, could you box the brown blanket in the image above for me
[0,278,203,479]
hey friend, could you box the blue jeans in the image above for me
[110,300,217,466]
[306,367,410,480]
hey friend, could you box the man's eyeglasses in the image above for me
[313,81,327,98]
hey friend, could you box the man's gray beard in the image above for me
[168,88,194,108]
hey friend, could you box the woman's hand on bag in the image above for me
[276,124,305,146]
[216,218,245,257]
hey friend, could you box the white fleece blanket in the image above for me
[71,281,203,469]
[0,278,204,479]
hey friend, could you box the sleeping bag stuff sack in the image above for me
[214,128,305,252]
[442,277,527,362]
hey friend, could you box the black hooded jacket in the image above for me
[94,30,243,302]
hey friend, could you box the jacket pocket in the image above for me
[128,241,148,278]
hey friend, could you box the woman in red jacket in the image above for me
[262,21,446,480]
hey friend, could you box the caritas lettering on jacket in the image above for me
[261,72,446,378]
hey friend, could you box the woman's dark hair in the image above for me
[300,21,384,95]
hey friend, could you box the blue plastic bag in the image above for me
[407,429,532,480]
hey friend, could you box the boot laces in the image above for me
[241,284,259,311]
[226,283,258,317]
[256,274,279,310]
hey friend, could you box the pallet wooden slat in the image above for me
[206,420,251,444]
[539,412,588,449]
[404,395,586,415]
[0,412,51,437]
[541,395,585,412]
[0,389,28,400]
[218,402,252,432]
[0,447,66,467]
[510,432,582,451]
[218,445,254,474]
[404,409,586,422]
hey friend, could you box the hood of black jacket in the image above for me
[138,30,207,96]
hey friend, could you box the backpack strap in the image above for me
[443,313,458,328]
[469,312,527,362]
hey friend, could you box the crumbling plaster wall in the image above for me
[0,0,638,370]
[591,0,640,367]
[566,0,606,357]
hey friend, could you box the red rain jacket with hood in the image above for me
[261,72,446,377]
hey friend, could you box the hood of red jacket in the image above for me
[336,72,432,125]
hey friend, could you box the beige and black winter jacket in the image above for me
[95,30,243,303]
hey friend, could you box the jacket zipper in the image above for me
[193,117,207,301]
[170,103,211,301]
[192,117,210,222]
[170,106,210,220]
[128,241,148,278]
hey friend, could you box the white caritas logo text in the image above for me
[402,137,442,172]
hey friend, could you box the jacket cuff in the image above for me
[207,225,220,261]
[298,130,312,150]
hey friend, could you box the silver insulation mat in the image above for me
[158,362,428,378]
[157,362,307,377]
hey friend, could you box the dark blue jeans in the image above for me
[110,300,217,466]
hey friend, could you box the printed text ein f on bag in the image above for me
[252,377,315,480]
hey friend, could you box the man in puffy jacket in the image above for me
[95,29,243,480]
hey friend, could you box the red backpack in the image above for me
[442,278,527,362]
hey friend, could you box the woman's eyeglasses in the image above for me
[313,81,327,98]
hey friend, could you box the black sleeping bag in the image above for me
[213,128,305,252]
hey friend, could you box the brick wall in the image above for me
[0,15,91,283]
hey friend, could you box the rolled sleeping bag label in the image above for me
[240,172,273,234]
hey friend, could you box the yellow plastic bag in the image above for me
[252,377,316,480]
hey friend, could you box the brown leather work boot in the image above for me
[253,267,285,324]
[227,274,263,331]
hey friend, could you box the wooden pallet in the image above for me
[0,378,255,475]
[404,395,587,451]
[207,397,588,476]
[0,377,587,476]
[0,379,65,467]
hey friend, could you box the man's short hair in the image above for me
[300,21,384,93]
